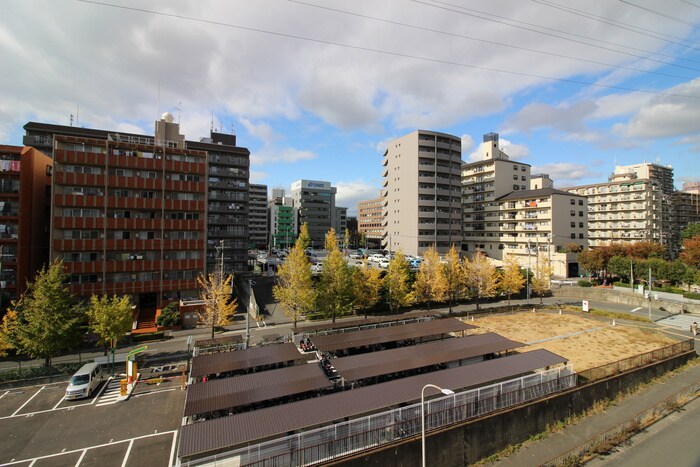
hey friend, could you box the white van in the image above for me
[65,363,104,400]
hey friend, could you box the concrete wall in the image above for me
[551,286,700,314]
[337,351,696,467]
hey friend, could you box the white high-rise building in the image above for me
[381,130,462,257]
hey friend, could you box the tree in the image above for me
[531,253,553,304]
[318,248,354,323]
[298,223,311,251]
[87,294,133,355]
[197,272,238,339]
[352,265,382,318]
[681,223,700,240]
[273,240,316,327]
[3,260,82,366]
[499,256,525,307]
[441,245,465,313]
[680,236,700,268]
[324,228,338,252]
[412,245,447,310]
[384,250,412,313]
[463,250,498,311]
[0,308,19,357]
[343,228,351,251]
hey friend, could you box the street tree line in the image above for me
[274,224,551,325]
[577,224,700,291]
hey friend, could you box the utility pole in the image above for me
[526,239,531,303]
[219,240,225,281]
[648,267,652,321]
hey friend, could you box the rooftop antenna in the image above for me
[177,101,182,124]
[70,114,74,127]
[76,104,79,127]
[231,123,235,135]
[210,112,214,132]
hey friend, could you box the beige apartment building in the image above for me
[357,196,383,247]
[496,187,587,278]
[564,162,674,254]
[381,130,462,257]
[462,133,531,259]
[673,182,700,253]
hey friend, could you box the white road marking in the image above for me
[75,448,87,466]
[0,390,9,400]
[96,378,122,406]
[12,386,44,416]
[121,439,134,467]
[1,430,178,466]
[168,430,178,467]
[631,307,642,313]
[0,400,93,420]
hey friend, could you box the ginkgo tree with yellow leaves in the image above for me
[413,245,447,310]
[463,250,499,311]
[197,272,238,339]
[273,236,316,327]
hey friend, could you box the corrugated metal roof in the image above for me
[310,318,475,352]
[332,333,524,382]
[191,342,307,378]
[179,349,567,459]
[184,363,331,417]
[297,311,437,333]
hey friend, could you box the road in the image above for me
[587,396,700,467]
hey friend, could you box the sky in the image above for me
[2,0,700,215]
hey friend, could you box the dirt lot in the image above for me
[464,311,678,372]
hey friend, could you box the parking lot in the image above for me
[0,364,185,466]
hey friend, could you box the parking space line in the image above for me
[12,385,44,416]
[1,430,178,466]
[120,439,134,467]
[92,376,112,404]
[168,430,178,467]
[74,448,87,466]
[52,393,66,411]
[0,390,9,400]
[0,400,94,421]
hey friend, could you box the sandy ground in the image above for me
[464,311,678,372]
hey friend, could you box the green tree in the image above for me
[463,251,498,311]
[531,253,553,304]
[499,256,525,307]
[413,245,447,310]
[87,294,134,354]
[352,265,382,318]
[273,240,316,327]
[681,223,700,240]
[298,223,311,251]
[607,256,632,282]
[197,272,238,338]
[0,308,19,357]
[4,260,82,366]
[442,245,465,313]
[384,250,412,313]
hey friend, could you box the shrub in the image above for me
[578,280,593,287]
[683,292,700,300]
[132,331,165,343]
[156,303,181,327]
[0,362,83,383]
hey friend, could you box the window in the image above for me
[578,199,584,205]
[579,222,584,228]
[570,222,576,228]
[513,175,519,180]
[521,175,526,181]
[513,165,518,170]
[579,211,584,217]
[579,233,584,239]
[513,185,519,190]
[570,199,576,205]
[571,233,576,239]
[570,210,576,216]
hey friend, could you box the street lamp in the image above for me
[421,383,454,467]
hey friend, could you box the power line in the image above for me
[420,0,700,69]
[677,0,700,9]
[532,0,700,49]
[76,0,700,100]
[289,0,699,79]
[617,0,700,29]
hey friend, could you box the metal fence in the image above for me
[180,365,576,467]
[577,339,695,382]
[542,380,700,466]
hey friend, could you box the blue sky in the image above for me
[2,0,700,215]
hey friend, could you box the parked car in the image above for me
[368,254,385,263]
[310,262,323,273]
[409,259,422,269]
[349,251,363,259]
[377,258,390,268]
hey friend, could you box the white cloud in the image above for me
[335,180,382,216]
[239,118,280,143]
[460,134,474,154]
[250,171,268,183]
[251,147,317,165]
[532,162,604,187]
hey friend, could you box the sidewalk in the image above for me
[492,356,700,467]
